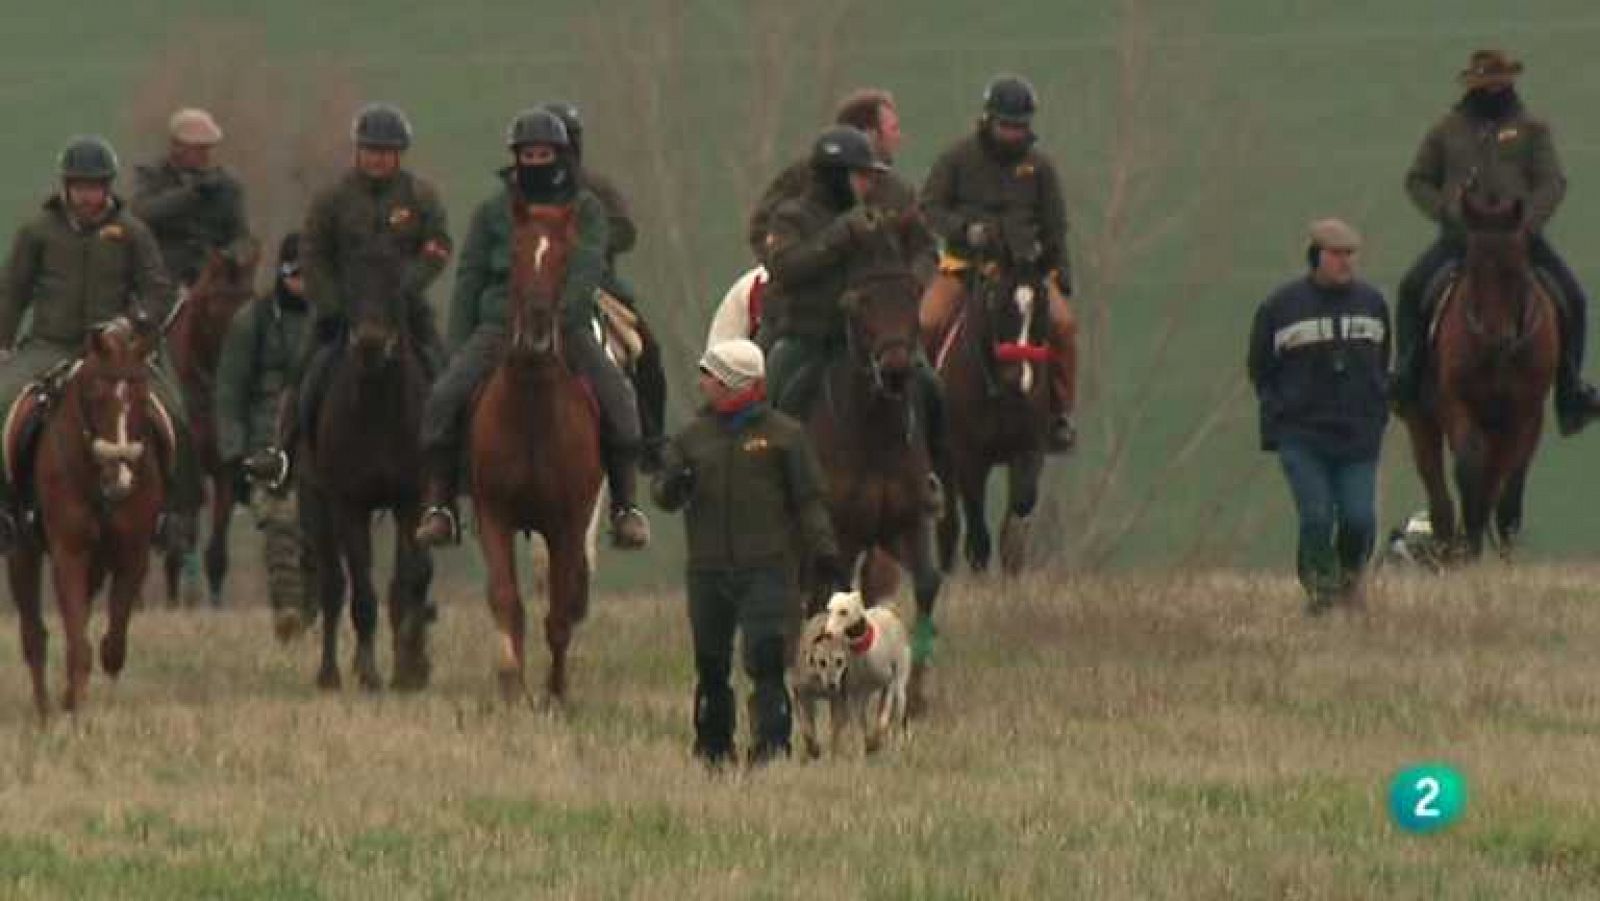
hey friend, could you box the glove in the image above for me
[843,206,885,243]
[964,218,993,249]
[814,554,851,591]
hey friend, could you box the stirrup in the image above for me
[415,505,461,547]
[610,504,651,550]
[243,448,291,493]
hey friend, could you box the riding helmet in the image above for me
[351,103,413,150]
[58,135,119,181]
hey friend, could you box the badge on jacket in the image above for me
[1497,127,1520,144]
[388,206,415,228]
[1015,162,1036,178]
[98,223,126,242]
[742,436,770,454]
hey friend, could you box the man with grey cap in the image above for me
[1248,219,1390,615]
[130,108,254,288]
[653,338,843,767]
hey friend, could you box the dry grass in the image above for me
[4,563,1600,898]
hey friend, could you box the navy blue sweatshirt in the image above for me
[1247,275,1391,459]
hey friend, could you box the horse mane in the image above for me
[1462,193,1532,300]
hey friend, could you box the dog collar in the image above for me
[848,622,876,655]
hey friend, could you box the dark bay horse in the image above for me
[468,202,603,705]
[933,255,1052,576]
[299,246,433,691]
[8,321,169,717]
[1403,192,1559,559]
[163,247,258,606]
[803,266,942,710]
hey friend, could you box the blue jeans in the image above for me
[1277,439,1378,604]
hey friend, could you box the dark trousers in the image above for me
[1277,438,1378,606]
[687,566,796,763]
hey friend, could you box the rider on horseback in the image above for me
[761,125,948,510]
[1392,49,1600,435]
[413,108,651,549]
[0,136,192,553]
[130,108,254,289]
[919,74,1078,452]
[540,100,670,473]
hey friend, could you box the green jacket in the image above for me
[0,194,173,348]
[747,157,927,263]
[653,404,838,570]
[129,159,253,284]
[449,177,610,349]
[215,290,310,461]
[580,169,636,267]
[922,129,1071,282]
[302,168,452,323]
[1405,102,1565,238]
[760,185,862,341]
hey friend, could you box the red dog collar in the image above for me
[849,622,876,655]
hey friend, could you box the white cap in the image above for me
[169,108,223,146]
[699,338,765,390]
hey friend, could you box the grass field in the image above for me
[4,563,1600,898]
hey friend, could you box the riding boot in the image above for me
[0,477,16,556]
[692,672,737,768]
[914,361,948,516]
[1045,289,1079,453]
[1389,293,1427,416]
[155,436,201,554]
[1554,297,1600,436]
[633,336,669,474]
[414,447,462,548]
[603,442,650,549]
[745,636,792,767]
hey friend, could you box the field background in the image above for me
[6,2,1600,897]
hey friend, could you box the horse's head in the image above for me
[843,269,921,398]
[1461,189,1527,239]
[345,244,411,368]
[973,259,1051,395]
[78,320,158,503]
[509,202,577,359]
[185,243,260,333]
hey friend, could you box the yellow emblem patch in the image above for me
[388,206,415,227]
[98,223,125,242]
[1015,162,1036,177]
[742,436,770,454]
[1497,127,1520,143]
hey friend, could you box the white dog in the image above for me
[791,611,850,759]
[821,590,912,754]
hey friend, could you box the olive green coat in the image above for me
[922,130,1071,282]
[215,292,310,461]
[129,159,253,284]
[653,404,838,570]
[746,158,925,261]
[302,169,452,323]
[1405,103,1565,237]
[448,178,609,348]
[0,194,174,348]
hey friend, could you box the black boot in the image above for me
[746,637,792,767]
[692,675,736,768]
[916,364,949,516]
[1390,273,1430,415]
[634,337,669,474]
[0,480,17,556]
[415,447,462,548]
[604,443,650,549]
[1555,305,1600,435]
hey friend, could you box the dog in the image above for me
[791,611,850,759]
[821,590,912,755]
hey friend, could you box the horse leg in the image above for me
[480,516,527,704]
[100,544,151,680]
[959,464,992,573]
[337,505,381,691]
[10,550,49,719]
[1496,461,1531,556]
[544,527,592,704]
[49,550,94,713]
[1446,416,1490,559]
[1404,413,1458,553]
[204,474,233,606]
[999,452,1044,576]
[389,506,434,692]
[162,549,182,608]
[308,492,346,690]
[898,517,943,721]
[936,473,961,573]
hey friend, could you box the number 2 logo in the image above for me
[1390,765,1466,834]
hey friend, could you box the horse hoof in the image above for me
[273,610,308,643]
[906,663,932,720]
[316,668,341,691]
[392,660,432,693]
[496,669,526,706]
[356,669,383,692]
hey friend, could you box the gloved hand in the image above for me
[843,206,887,243]
[190,169,225,196]
[814,554,851,591]
[964,218,994,249]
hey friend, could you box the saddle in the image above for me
[1424,262,1567,346]
[595,289,645,370]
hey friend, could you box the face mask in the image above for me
[516,159,575,204]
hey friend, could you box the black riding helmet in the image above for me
[982,74,1037,125]
[505,108,570,150]
[59,135,119,181]
[352,103,413,150]
[809,125,888,172]
[540,101,584,160]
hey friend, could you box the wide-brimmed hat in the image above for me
[169,108,223,146]
[1458,49,1523,89]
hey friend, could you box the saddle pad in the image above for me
[596,290,644,367]
[2,362,177,485]
[934,301,970,373]
[2,389,43,486]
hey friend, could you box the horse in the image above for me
[298,245,434,691]
[800,264,943,712]
[162,246,259,606]
[1401,191,1559,560]
[468,201,604,705]
[7,320,171,717]
[932,248,1054,576]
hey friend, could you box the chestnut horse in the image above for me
[1402,192,1559,559]
[468,202,603,705]
[802,266,942,710]
[8,321,169,717]
[163,247,258,606]
[298,246,433,691]
[933,254,1053,576]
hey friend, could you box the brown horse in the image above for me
[934,255,1052,576]
[298,246,433,691]
[163,247,258,606]
[8,321,169,717]
[802,266,942,707]
[1403,191,1559,559]
[468,202,603,705]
